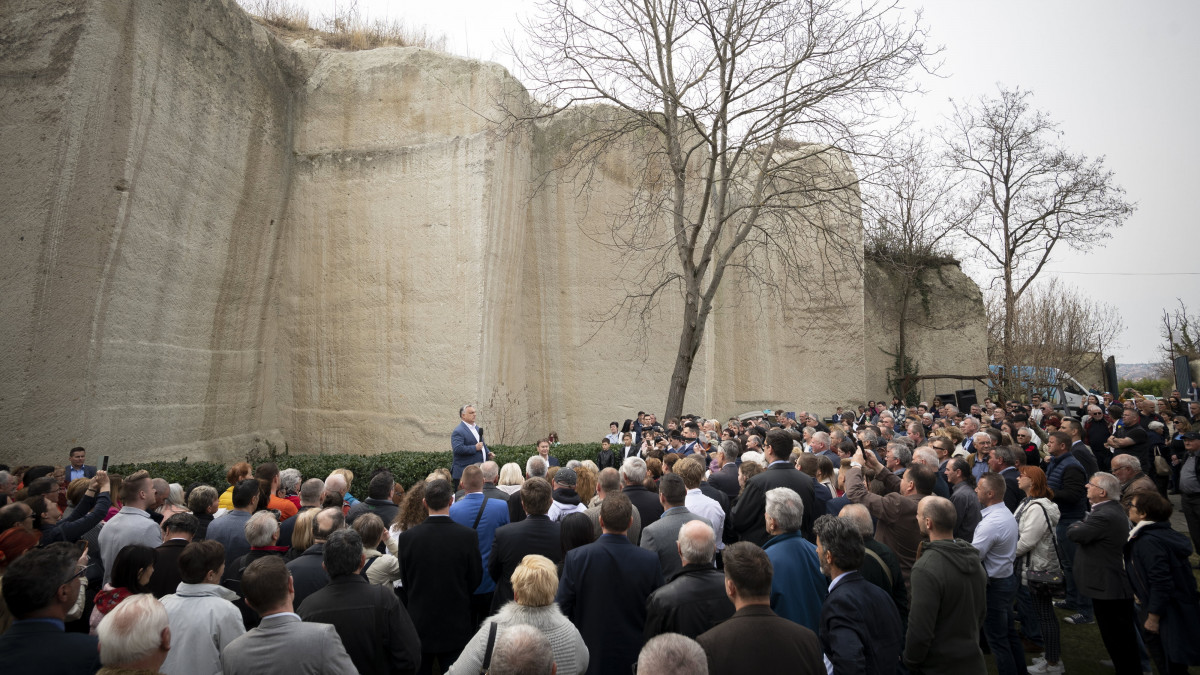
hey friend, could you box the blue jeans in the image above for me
[985,574,1028,675]
[1056,516,1093,619]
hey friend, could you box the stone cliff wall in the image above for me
[1,0,978,464]
[1,0,293,463]
[864,260,988,407]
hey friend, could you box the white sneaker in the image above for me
[1029,660,1064,674]
[1030,656,1047,667]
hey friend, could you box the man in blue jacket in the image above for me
[451,405,493,485]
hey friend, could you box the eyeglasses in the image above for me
[64,564,88,584]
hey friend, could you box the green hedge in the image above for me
[109,443,605,497]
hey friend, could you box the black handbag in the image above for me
[1024,502,1066,594]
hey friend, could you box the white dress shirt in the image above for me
[972,502,1019,578]
[684,488,725,550]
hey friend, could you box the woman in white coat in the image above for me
[1015,465,1063,675]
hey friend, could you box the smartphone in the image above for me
[101,456,109,471]
[786,412,797,421]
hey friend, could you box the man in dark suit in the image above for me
[148,512,198,598]
[278,478,324,548]
[622,456,664,526]
[286,507,344,608]
[1068,471,1138,674]
[813,515,903,675]
[731,429,816,544]
[707,441,741,500]
[64,446,97,483]
[989,446,1025,512]
[0,543,102,674]
[297,529,421,675]
[696,541,823,674]
[222,556,358,675]
[557,491,663,675]
[395,479,482,675]
[451,405,492,484]
[489,477,561,613]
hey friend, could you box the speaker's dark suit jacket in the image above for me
[0,620,101,675]
[395,515,482,654]
[556,533,663,675]
[820,571,904,675]
[64,464,97,480]
[731,462,816,544]
[696,605,823,675]
[451,421,485,480]
[1068,499,1133,600]
[488,514,561,613]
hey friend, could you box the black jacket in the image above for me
[347,497,400,527]
[286,543,330,609]
[644,563,734,640]
[1068,500,1132,600]
[277,505,316,548]
[297,575,422,675]
[148,539,189,599]
[820,571,904,675]
[488,514,561,613]
[708,463,740,500]
[731,463,816,544]
[1000,466,1025,513]
[395,515,482,654]
[624,484,665,526]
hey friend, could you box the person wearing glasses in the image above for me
[0,543,100,673]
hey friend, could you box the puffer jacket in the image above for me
[1014,497,1061,583]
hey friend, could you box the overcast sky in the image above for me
[282,0,1199,364]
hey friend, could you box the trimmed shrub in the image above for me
[110,443,605,497]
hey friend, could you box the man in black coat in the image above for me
[621,456,664,526]
[644,520,734,639]
[557,491,663,675]
[696,542,823,675]
[297,529,422,675]
[285,507,343,608]
[347,470,400,526]
[488,477,561,613]
[395,479,482,675]
[731,429,816,544]
[707,441,741,500]
[989,446,1025,512]
[148,513,198,598]
[1068,471,1139,675]
[814,515,904,675]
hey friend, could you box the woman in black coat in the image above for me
[1124,492,1200,675]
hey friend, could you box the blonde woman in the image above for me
[448,555,589,674]
[497,463,523,495]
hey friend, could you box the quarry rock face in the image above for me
[0,0,986,464]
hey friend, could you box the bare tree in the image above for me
[983,278,1122,399]
[945,86,1135,400]
[863,134,967,403]
[1161,299,1200,375]
[516,0,935,420]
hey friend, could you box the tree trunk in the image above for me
[664,293,705,422]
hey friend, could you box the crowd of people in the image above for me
[2,389,1200,675]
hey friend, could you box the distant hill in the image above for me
[1117,363,1167,381]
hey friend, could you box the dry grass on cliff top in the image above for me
[240,0,447,52]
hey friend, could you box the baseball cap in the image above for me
[555,468,578,486]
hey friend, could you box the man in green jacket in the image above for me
[904,496,988,674]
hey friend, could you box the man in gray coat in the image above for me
[220,556,357,675]
[639,474,710,579]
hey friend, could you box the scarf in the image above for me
[94,587,133,615]
[1128,518,1156,542]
